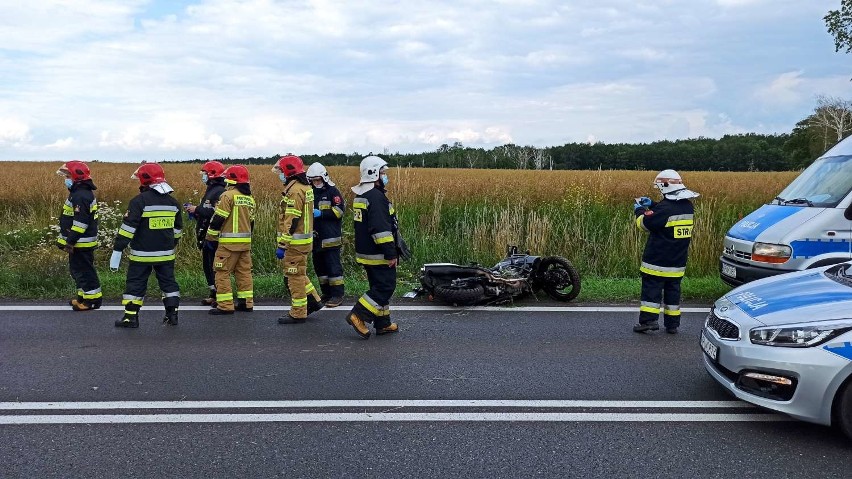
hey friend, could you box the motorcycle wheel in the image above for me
[536,256,581,302]
[433,284,485,306]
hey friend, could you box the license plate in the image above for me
[700,331,719,361]
[721,263,736,278]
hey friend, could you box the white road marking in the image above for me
[0,305,711,313]
[0,412,787,424]
[0,400,750,410]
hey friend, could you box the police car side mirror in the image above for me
[845,203,852,221]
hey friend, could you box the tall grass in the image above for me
[0,162,798,299]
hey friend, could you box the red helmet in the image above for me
[201,160,226,178]
[223,165,250,184]
[131,162,166,186]
[273,154,305,177]
[56,161,91,182]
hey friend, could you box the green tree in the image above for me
[826,0,852,53]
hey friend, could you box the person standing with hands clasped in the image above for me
[184,161,227,307]
[306,162,346,308]
[206,165,256,315]
[110,162,183,328]
[56,161,102,311]
[273,154,324,324]
[345,156,410,339]
[632,169,699,335]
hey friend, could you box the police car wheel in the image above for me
[434,284,485,306]
[536,256,581,302]
[833,379,852,439]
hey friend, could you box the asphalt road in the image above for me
[1,303,850,478]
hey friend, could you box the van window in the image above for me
[775,155,852,208]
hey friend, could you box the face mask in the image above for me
[278,172,287,183]
[381,174,389,186]
[64,178,74,189]
[201,173,209,184]
[311,179,324,188]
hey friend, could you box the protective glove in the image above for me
[203,240,217,251]
[396,235,413,261]
[62,245,75,254]
[313,208,321,218]
[275,247,286,260]
[638,196,653,207]
[109,251,122,272]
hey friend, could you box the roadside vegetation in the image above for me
[0,163,797,302]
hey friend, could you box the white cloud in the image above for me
[0,118,31,146]
[46,137,75,149]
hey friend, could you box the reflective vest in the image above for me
[206,187,255,251]
[635,198,695,277]
[114,188,183,263]
[277,179,314,254]
[58,181,99,249]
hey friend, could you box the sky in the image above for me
[0,0,849,161]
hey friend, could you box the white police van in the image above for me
[720,137,852,286]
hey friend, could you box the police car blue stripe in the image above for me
[790,239,852,258]
[728,271,852,316]
[726,205,803,242]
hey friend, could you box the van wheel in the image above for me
[833,379,852,439]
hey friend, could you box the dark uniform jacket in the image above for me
[353,185,398,266]
[635,198,695,277]
[114,187,183,263]
[193,178,226,249]
[58,180,99,249]
[312,184,345,251]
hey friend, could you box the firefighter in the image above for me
[110,162,183,328]
[306,162,346,308]
[206,165,256,315]
[633,169,699,335]
[345,155,400,339]
[56,161,102,311]
[274,154,324,324]
[184,161,227,307]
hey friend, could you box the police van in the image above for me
[720,136,852,286]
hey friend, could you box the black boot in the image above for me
[163,306,178,326]
[235,299,253,312]
[278,314,306,324]
[115,314,139,328]
[633,321,660,333]
[307,296,324,316]
[200,289,217,307]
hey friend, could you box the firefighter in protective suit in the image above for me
[345,156,401,339]
[206,165,256,315]
[274,154,324,324]
[184,160,227,307]
[306,162,346,308]
[633,169,699,334]
[56,161,102,311]
[111,162,183,328]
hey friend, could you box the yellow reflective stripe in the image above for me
[141,211,176,218]
[635,215,648,231]
[56,237,67,245]
[356,257,391,266]
[207,229,220,237]
[664,309,682,316]
[290,238,312,245]
[81,291,103,299]
[353,202,367,209]
[639,305,661,314]
[639,266,685,278]
[236,290,253,299]
[306,282,316,294]
[665,220,694,227]
[218,237,252,244]
[358,296,383,316]
[285,208,302,217]
[128,254,176,262]
[292,298,308,307]
[375,236,394,244]
[214,208,229,217]
[216,293,233,302]
[75,241,98,248]
[118,229,134,238]
[332,207,344,218]
[71,226,85,233]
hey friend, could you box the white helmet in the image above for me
[654,169,699,200]
[306,162,335,187]
[359,155,388,183]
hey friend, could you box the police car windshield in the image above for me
[774,155,852,208]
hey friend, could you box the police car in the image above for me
[701,262,852,437]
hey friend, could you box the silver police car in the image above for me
[702,262,852,437]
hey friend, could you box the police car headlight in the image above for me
[749,322,852,347]
[751,243,792,264]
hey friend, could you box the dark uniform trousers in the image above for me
[639,273,682,329]
[313,248,344,299]
[69,249,101,302]
[202,243,217,292]
[352,265,396,329]
[122,261,180,317]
